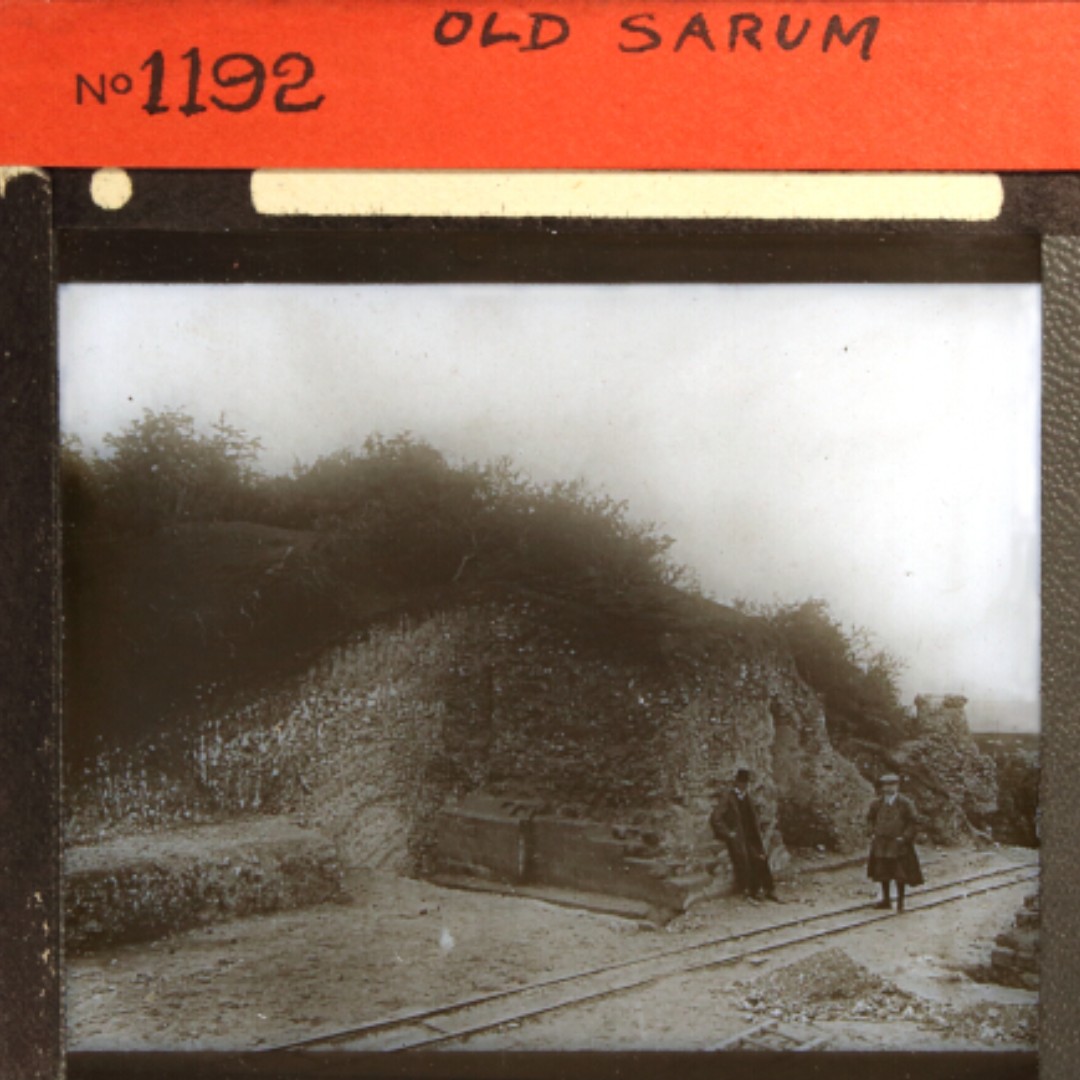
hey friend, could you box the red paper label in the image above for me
[2,0,1078,169]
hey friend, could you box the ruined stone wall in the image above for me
[891,695,999,842]
[67,613,465,874]
[421,596,873,868]
[768,680,874,852]
[973,733,1040,847]
[653,661,872,868]
[68,595,875,876]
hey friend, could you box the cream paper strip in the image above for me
[251,171,1004,222]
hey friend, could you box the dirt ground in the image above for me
[66,843,1038,1053]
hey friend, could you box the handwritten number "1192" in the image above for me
[140,49,324,115]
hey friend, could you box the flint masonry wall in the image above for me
[68,596,873,882]
[893,694,999,842]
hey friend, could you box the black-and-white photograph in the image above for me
[59,281,1040,1054]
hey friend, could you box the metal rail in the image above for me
[267,858,1037,1054]
[709,1017,830,1052]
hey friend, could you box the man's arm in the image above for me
[901,797,919,843]
[709,799,732,841]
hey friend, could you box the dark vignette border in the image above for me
[0,170,60,1080]
[4,168,1079,1080]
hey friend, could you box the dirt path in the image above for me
[66,844,1037,1053]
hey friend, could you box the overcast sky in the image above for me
[60,283,1041,724]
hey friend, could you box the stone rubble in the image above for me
[737,947,1036,1045]
[988,890,1039,990]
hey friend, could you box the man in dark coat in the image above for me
[710,767,778,902]
[867,773,923,912]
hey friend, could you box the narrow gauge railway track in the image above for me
[267,859,1037,1054]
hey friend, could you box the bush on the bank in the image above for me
[739,598,909,749]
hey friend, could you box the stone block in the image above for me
[990,947,1017,970]
[530,817,691,907]
[432,802,529,884]
[1012,950,1040,974]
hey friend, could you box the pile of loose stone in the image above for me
[736,948,927,1025]
[735,947,1036,1046]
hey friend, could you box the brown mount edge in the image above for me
[65,1050,1038,1080]
[0,169,60,1080]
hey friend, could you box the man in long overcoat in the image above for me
[867,773,923,912]
[710,767,778,902]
